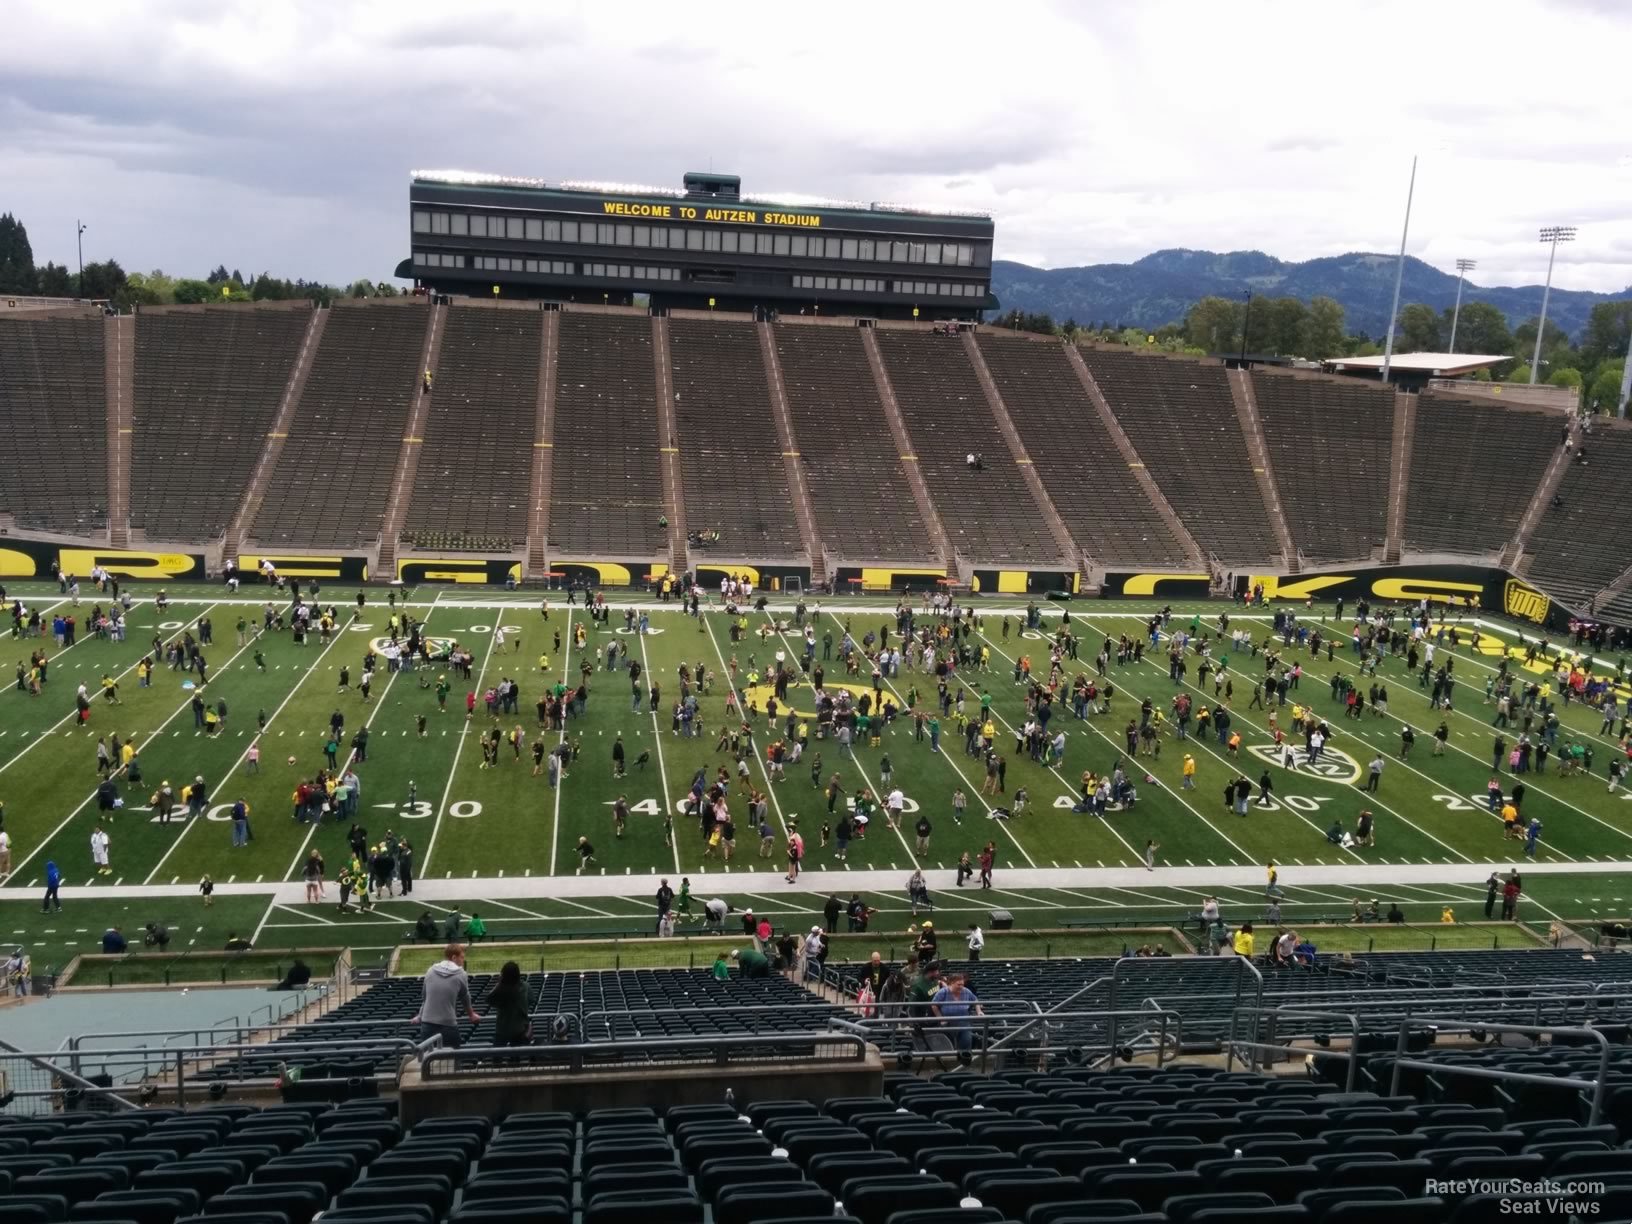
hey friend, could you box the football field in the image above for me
[1,583,1630,957]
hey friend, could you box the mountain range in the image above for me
[990,249,1632,342]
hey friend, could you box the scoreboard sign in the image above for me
[599,200,823,228]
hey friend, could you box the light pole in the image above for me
[1380,155,1417,384]
[1530,225,1576,384]
[1447,258,1476,354]
[76,220,87,295]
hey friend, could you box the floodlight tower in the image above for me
[1447,258,1476,354]
[1529,226,1576,384]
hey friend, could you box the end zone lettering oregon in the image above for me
[1504,579,1550,624]
[59,549,198,580]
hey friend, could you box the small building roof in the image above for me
[1322,352,1509,377]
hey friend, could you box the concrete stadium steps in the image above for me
[104,313,134,548]
[1385,390,1415,565]
[960,330,1084,580]
[1061,344,1205,573]
[650,315,689,575]
[224,304,328,563]
[860,326,958,576]
[376,302,447,574]
[1505,420,1581,572]
[526,309,559,579]
[756,320,825,584]
[1520,416,1632,607]
[1228,366,1298,572]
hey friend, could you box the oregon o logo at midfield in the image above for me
[1248,742,1363,785]
[370,635,456,661]
[741,680,878,720]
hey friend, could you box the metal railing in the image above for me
[836,1005,1184,1072]
[418,1031,869,1078]
[1387,1018,1612,1127]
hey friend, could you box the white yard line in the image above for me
[634,620,683,877]
[544,606,573,878]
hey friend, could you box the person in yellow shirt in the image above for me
[203,707,219,735]
[1181,754,1196,790]
[1441,906,1456,924]
[981,719,996,748]
[1232,922,1255,957]
[120,738,136,769]
[137,658,151,688]
[537,653,551,673]
[1502,801,1521,839]
[1291,704,1305,732]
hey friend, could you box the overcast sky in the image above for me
[4,0,1629,293]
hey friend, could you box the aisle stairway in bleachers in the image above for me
[1228,367,1298,570]
[1082,350,1279,567]
[874,328,1062,567]
[757,322,827,584]
[1250,370,1393,564]
[777,324,938,567]
[0,313,109,537]
[650,316,689,576]
[104,313,134,547]
[131,305,311,545]
[401,305,538,554]
[525,310,559,579]
[982,334,1195,571]
[1384,391,1415,564]
[250,302,429,552]
[548,312,666,562]
[667,317,806,562]
[376,303,445,574]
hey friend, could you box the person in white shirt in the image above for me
[966,924,985,961]
[886,788,906,829]
[90,826,111,876]
[0,828,11,878]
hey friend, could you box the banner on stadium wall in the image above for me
[238,554,368,582]
[970,569,1076,596]
[1105,566,1571,632]
[397,558,521,585]
[59,549,203,580]
[554,561,637,588]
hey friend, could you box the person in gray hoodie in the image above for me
[411,943,481,1046]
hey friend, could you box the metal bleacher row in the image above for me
[7,1058,1632,1224]
[130,306,312,542]
[1523,417,1632,609]
[1250,371,1392,564]
[0,315,109,534]
[402,307,540,552]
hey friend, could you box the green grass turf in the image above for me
[0,589,1628,949]
[66,949,341,988]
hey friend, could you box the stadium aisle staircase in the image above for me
[1519,416,1632,610]
[223,306,329,564]
[526,310,559,580]
[1228,367,1298,571]
[757,320,825,583]
[105,313,134,548]
[377,302,447,574]
[960,330,1086,583]
[1504,418,1581,571]
[1385,390,1415,564]
[649,315,689,576]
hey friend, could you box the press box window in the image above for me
[790,235,806,257]
[756,233,772,255]
[616,224,632,246]
[430,212,449,235]
[635,226,651,247]
[544,220,561,241]
[562,221,578,242]
[774,234,790,256]
[525,218,542,241]
[859,239,874,260]
[924,243,941,265]
[450,213,468,236]
[412,211,431,234]
[892,241,908,262]
[724,232,739,253]
[651,226,668,249]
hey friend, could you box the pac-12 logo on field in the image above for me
[1503,580,1550,625]
[370,635,455,661]
[1248,742,1363,785]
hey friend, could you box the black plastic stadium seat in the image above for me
[714,1182,835,1224]
[583,1190,702,1224]
[450,1202,570,1224]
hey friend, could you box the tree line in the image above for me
[0,212,395,311]
[1002,291,1630,414]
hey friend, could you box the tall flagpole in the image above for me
[1380,155,1417,385]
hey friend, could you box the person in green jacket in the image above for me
[712,952,731,981]
[732,947,769,978]
[677,877,692,915]
[465,913,487,941]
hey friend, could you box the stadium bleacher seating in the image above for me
[774,324,936,563]
[874,330,1058,564]
[0,315,108,535]
[1082,350,1280,564]
[1403,393,1558,556]
[131,306,310,542]
[5,1055,1630,1223]
[976,334,1190,568]
[667,318,805,558]
[251,304,428,549]
[403,307,540,552]
[548,313,666,559]
[1521,418,1632,610]
[1250,371,1392,563]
